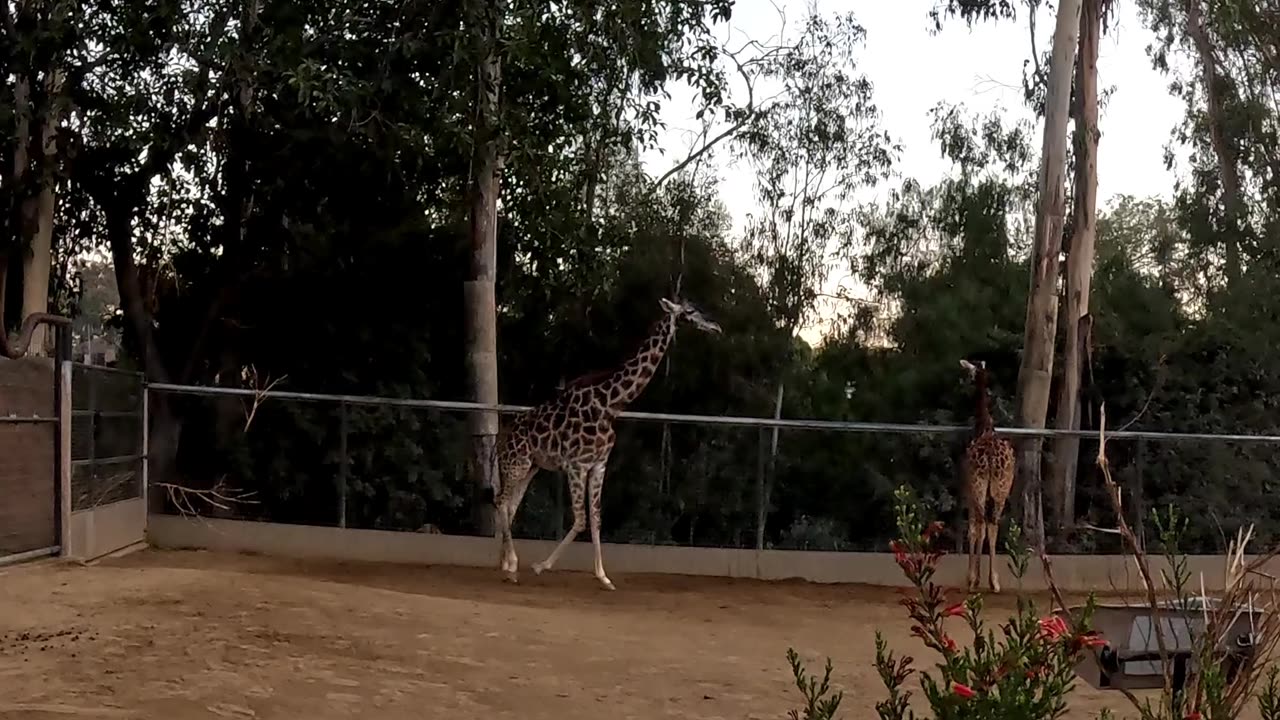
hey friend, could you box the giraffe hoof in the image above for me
[598,577,615,591]
[531,562,547,576]
[503,571,519,584]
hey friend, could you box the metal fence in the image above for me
[144,382,1280,555]
[71,364,145,511]
[0,357,59,563]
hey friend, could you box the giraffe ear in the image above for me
[659,298,681,314]
[959,359,978,378]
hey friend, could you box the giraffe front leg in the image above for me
[587,461,613,590]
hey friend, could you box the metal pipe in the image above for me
[72,454,143,468]
[0,415,57,423]
[71,410,142,419]
[68,362,144,378]
[0,545,60,568]
[1,312,71,359]
[143,382,1280,444]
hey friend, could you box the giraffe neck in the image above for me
[604,313,677,412]
[973,369,994,436]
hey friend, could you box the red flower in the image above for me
[923,521,945,540]
[1184,712,1202,720]
[941,634,958,653]
[952,682,976,699]
[1079,632,1106,649]
[942,602,967,618]
[1038,615,1069,640]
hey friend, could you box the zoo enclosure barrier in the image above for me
[71,363,146,513]
[141,382,1280,559]
[0,321,71,566]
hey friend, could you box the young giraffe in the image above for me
[960,359,1016,593]
[493,297,722,590]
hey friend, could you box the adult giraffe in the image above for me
[960,358,1015,593]
[492,297,722,590]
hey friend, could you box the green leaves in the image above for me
[786,648,846,720]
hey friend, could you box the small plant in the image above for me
[1259,666,1280,720]
[785,647,844,720]
[869,485,1105,720]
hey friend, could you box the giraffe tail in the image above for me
[984,496,998,524]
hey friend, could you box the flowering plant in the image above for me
[873,486,1105,720]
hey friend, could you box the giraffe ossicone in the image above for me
[492,297,722,590]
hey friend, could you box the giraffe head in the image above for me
[959,358,986,382]
[659,297,722,334]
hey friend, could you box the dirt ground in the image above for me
[0,549,1241,719]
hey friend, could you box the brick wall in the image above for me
[0,357,56,556]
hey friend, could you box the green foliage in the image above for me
[785,648,845,720]
[872,488,1104,720]
[18,0,1280,555]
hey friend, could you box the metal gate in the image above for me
[0,356,61,565]
[67,363,147,560]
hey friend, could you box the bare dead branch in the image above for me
[239,364,287,432]
[154,477,259,518]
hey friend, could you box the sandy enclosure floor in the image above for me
[0,549,1247,719]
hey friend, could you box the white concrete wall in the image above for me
[146,515,1273,593]
[69,498,146,562]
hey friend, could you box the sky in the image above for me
[638,0,1189,341]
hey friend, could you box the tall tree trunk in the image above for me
[0,254,8,330]
[1185,0,1243,281]
[21,69,63,356]
[1014,0,1082,549]
[1049,0,1102,534]
[756,381,784,550]
[4,61,32,334]
[464,0,503,535]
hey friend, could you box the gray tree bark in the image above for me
[1049,0,1102,533]
[464,0,504,535]
[1014,0,1082,548]
[21,69,63,356]
[1185,0,1243,281]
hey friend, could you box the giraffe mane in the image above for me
[564,370,612,389]
[972,366,995,436]
[556,312,674,395]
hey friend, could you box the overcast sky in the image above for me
[638,0,1189,340]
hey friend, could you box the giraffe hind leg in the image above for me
[986,494,1009,594]
[965,472,990,592]
[966,512,985,592]
[531,466,588,575]
[497,461,536,583]
[586,460,613,590]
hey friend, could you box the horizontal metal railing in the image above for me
[146,382,1280,444]
[0,415,56,423]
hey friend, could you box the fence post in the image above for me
[338,400,349,529]
[55,324,72,556]
[87,366,98,508]
[1132,436,1147,551]
[141,384,149,514]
